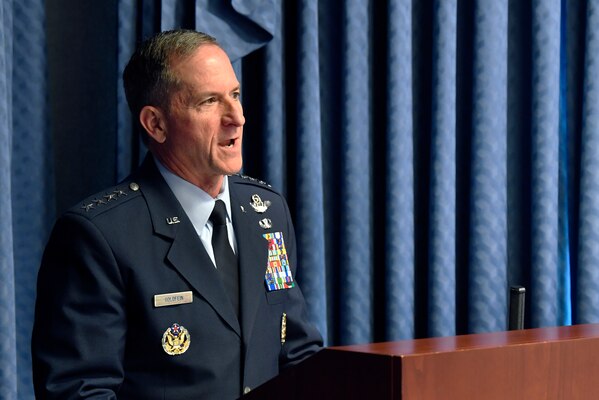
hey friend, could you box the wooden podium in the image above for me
[243,324,599,399]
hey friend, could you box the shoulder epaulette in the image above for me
[72,181,142,217]
[233,174,272,188]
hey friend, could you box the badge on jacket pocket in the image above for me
[263,232,295,291]
[162,323,190,356]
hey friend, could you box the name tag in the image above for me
[154,291,193,307]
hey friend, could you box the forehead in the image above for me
[169,45,239,90]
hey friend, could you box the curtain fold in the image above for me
[337,0,373,345]
[428,0,457,338]
[0,0,16,397]
[293,0,328,343]
[557,0,572,326]
[530,0,562,328]
[13,2,50,398]
[259,1,284,190]
[116,0,137,180]
[384,0,415,341]
[577,0,599,324]
[468,0,508,333]
[195,0,274,62]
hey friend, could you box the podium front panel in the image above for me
[243,324,599,399]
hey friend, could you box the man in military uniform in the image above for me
[32,29,323,399]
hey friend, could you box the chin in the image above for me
[223,160,243,176]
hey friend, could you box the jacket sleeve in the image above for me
[277,197,324,369]
[31,213,126,399]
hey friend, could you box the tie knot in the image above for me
[210,200,228,226]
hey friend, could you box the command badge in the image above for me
[162,323,191,356]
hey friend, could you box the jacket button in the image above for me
[243,386,251,394]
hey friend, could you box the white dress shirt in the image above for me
[155,160,237,267]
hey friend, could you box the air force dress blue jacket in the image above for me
[32,155,323,399]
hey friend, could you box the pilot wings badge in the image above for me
[162,323,191,356]
[250,194,271,213]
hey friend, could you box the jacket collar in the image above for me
[133,155,242,335]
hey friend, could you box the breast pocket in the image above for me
[265,289,289,305]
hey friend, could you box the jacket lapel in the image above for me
[230,185,268,345]
[135,156,241,335]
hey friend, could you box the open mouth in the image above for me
[219,137,239,149]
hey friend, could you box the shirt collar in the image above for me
[154,159,233,231]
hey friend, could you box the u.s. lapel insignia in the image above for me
[250,194,271,213]
[259,218,272,229]
[162,323,191,355]
[166,216,180,225]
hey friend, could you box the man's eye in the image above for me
[232,92,241,100]
[202,97,217,105]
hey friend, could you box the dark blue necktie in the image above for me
[209,200,239,318]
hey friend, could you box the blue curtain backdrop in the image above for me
[2,0,599,398]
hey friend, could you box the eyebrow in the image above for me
[194,84,241,98]
[178,86,239,107]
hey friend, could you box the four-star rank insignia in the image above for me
[162,323,191,356]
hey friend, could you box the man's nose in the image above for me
[222,100,245,127]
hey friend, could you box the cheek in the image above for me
[173,120,209,145]
[166,113,218,151]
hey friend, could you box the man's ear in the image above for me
[139,106,167,143]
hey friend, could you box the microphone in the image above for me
[508,285,526,330]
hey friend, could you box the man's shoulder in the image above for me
[64,180,145,219]
[229,174,279,195]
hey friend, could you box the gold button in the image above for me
[243,386,251,394]
[129,182,140,191]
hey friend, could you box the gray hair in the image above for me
[123,29,219,128]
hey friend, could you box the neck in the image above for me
[153,154,224,198]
